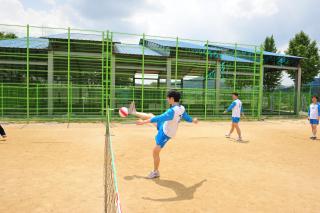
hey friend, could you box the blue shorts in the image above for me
[310,119,319,125]
[155,122,171,148]
[232,117,240,123]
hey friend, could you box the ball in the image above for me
[119,107,129,118]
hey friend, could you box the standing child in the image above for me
[0,124,7,141]
[129,90,198,179]
[308,95,320,140]
[223,92,244,141]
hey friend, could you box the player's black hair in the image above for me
[232,92,239,97]
[167,90,181,102]
[312,95,318,100]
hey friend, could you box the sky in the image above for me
[0,0,319,85]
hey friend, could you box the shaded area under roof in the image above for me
[114,44,163,57]
[0,38,49,49]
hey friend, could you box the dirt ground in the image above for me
[111,119,320,213]
[0,123,105,213]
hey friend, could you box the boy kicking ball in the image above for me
[223,92,244,142]
[128,90,198,179]
[308,95,320,140]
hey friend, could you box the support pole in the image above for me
[67,27,71,121]
[36,84,39,116]
[26,24,30,120]
[175,37,178,88]
[48,51,54,115]
[215,60,221,115]
[204,40,209,119]
[142,33,145,111]
[251,46,257,117]
[257,46,264,119]
[1,83,3,117]
[110,32,115,120]
[233,43,237,91]
[101,32,105,117]
[105,31,109,118]
[166,58,172,90]
[295,64,302,115]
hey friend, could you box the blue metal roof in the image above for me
[44,33,103,41]
[220,54,254,63]
[0,38,49,49]
[114,44,163,56]
[145,39,220,51]
[209,44,303,59]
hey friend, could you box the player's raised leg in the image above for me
[128,102,154,120]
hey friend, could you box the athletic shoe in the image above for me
[128,101,137,115]
[225,134,230,138]
[237,137,243,142]
[147,170,160,179]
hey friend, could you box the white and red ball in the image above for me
[119,107,129,118]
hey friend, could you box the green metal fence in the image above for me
[0,24,265,121]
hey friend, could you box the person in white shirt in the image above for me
[129,90,198,179]
[308,95,320,140]
[223,92,245,141]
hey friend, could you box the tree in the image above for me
[263,35,282,91]
[0,32,17,40]
[286,31,320,84]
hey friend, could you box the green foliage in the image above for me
[0,32,17,40]
[263,35,282,91]
[286,31,320,84]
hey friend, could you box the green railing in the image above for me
[0,24,265,121]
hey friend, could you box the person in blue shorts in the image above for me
[223,92,245,141]
[308,95,320,140]
[128,90,198,179]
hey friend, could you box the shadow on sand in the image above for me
[124,175,206,202]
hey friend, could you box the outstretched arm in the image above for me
[182,111,198,123]
[223,101,236,114]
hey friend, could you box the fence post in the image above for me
[36,84,39,116]
[1,83,3,117]
[101,31,105,117]
[251,46,257,117]
[278,90,281,115]
[233,43,237,91]
[26,24,30,120]
[106,31,109,118]
[141,33,145,112]
[257,46,264,119]
[67,27,71,121]
[205,40,209,119]
[175,37,179,88]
